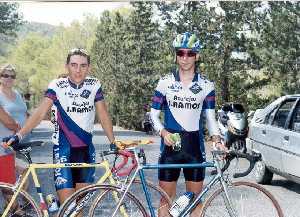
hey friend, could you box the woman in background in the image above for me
[0,64,29,216]
[0,64,26,140]
[0,63,29,172]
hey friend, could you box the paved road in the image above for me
[20,121,300,216]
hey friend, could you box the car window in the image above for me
[290,102,300,133]
[264,107,278,125]
[272,100,296,128]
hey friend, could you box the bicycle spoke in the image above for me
[130,180,172,217]
[201,181,283,217]
[58,184,147,217]
[0,184,41,217]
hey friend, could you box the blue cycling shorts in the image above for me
[53,145,95,190]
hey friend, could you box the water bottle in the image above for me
[169,192,194,217]
[46,194,59,212]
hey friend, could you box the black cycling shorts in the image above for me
[69,147,93,184]
[158,130,205,182]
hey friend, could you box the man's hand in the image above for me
[2,134,20,148]
[110,142,117,151]
[160,129,175,147]
[213,141,227,152]
[211,135,227,152]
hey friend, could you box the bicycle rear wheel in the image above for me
[201,181,283,217]
[58,184,147,217]
[0,182,42,217]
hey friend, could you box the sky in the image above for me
[18,1,129,26]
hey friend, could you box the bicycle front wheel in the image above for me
[130,179,172,217]
[0,182,42,217]
[58,184,147,217]
[201,181,283,217]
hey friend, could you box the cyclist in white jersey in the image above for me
[150,32,225,217]
[3,48,115,205]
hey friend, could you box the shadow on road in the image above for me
[271,179,300,194]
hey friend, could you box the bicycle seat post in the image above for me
[133,147,143,166]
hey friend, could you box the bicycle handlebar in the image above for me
[101,139,151,176]
[114,139,153,150]
[212,150,261,178]
[100,146,146,177]
[111,150,138,177]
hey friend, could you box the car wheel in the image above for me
[254,160,273,184]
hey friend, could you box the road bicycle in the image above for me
[0,140,171,217]
[57,143,284,217]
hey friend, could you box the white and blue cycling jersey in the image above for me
[45,77,103,148]
[150,70,220,155]
[45,77,103,189]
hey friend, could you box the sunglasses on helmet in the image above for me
[176,50,196,57]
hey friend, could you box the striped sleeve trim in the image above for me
[203,90,215,109]
[44,89,57,101]
[95,87,104,102]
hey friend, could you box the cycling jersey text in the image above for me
[66,105,94,113]
[168,95,201,109]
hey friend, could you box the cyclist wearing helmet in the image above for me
[150,32,225,216]
[3,48,115,206]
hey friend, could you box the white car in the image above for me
[247,94,300,184]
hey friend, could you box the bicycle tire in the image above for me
[89,179,172,217]
[125,179,172,217]
[0,182,42,217]
[201,181,283,217]
[129,179,172,217]
[57,184,148,217]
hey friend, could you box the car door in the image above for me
[282,99,300,177]
[264,99,297,172]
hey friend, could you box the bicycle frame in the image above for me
[2,161,114,217]
[111,147,232,217]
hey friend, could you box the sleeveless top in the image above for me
[0,90,27,141]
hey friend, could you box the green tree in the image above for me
[0,2,23,57]
[92,10,128,126]
[0,2,23,36]
[8,33,52,103]
[255,2,300,96]
[92,3,163,129]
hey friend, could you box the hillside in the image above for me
[18,21,58,38]
[0,21,58,56]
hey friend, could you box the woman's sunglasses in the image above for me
[1,74,16,79]
[176,50,196,57]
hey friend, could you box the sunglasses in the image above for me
[176,50,196,57]
[68,48,89,56]
[1,74,16,79]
